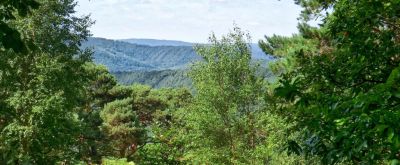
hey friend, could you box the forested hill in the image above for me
[81,37,201,72]
[82,37,273,72]
[121,38,272,60]
[81,37,273,88]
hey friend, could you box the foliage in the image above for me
[131,87,192,164]
[84,63,118,108]
[90,82,193,163]
[3,0,399,164]
[102,157,135,165]
[0,0,39,52]
[260,0,400,164]
[100,98,146,158]
[77,63,119,163]
[0,0,93,163]
[259,34,318,74]
[179,27,295,164]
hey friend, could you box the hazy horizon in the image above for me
[75,0,303,43]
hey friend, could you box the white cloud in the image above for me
[75,0,302,43]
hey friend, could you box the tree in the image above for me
[260,0,400,164]
[77,63,119,163]
[181,27,295,164]
[0,0,93,163]
[97,83,193,163]
[131,87,192,165]
[100,98,146,158]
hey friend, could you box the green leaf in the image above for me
[334,118,346,127]
[391,159,399,165]
[373,124,388,134]
[388,128,394,143]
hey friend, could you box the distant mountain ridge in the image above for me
[82,37,272,72]
[82,37,273,88]
[82,37,201,72]
[120,38,194,47]
[120,38,271,60]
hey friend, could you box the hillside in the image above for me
[113,69,191,88]
[82,37,273,88]
[81,37,201,72]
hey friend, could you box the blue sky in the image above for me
[75,0,302,43]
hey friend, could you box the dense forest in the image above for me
[112,70,192,88]
[0,0,399,164]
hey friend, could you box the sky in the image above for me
[75,0,302,43]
